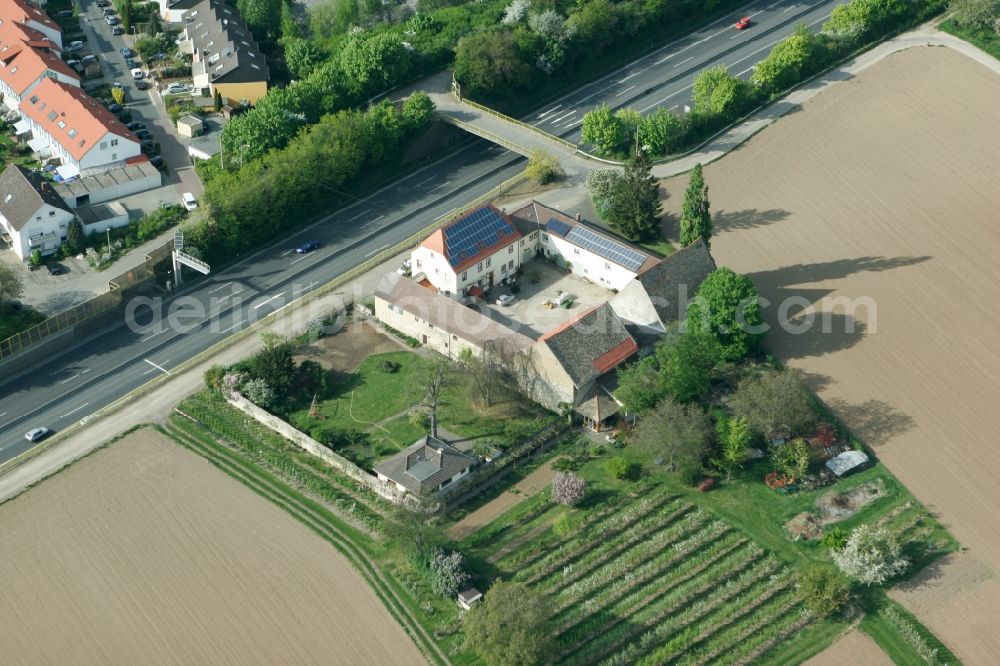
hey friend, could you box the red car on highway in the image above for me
[734,16,752,29]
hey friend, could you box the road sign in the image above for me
[174,231,184,252]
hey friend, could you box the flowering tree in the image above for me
[502,0,531,24]
[552,471,586,506]
[429,550,471,598]
[831,523,909,585]
[241,377,276,409]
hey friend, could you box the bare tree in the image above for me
[730,367,816,439]
[421,357,454,438]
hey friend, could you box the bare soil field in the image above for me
[0,428,425,666]
[446,459,557,541]
[804,628,892,666]
[296,318,405,374]
[661,45,1000,662]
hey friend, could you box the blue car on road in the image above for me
[296,240,321,253]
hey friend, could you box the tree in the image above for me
[680,163,712,248]
[429,550,471,598]
[639,108,686,156]
[66,218,85,254]
[30,249,42,266]
[309,0,359,39]
[525,148,561,184]
[654,330,720,403]
[0,262,24,305]
[797,566,850,617]
[950,0,1000,26]
[581,104,626,156]
[402,91,435,131]
[502,0,531,25]
[730,368,817,438]
[606,152,661,241]
[606,456,637,480]
[686,267,764,361]
[237,0,281,37]
[454,30,536,98]
[213,88,223,113]
[631,396,712,477]
[147,10,161,36]
[284,37,324,79]
[338,33,411,97]
[615,357,662,416]
[751,26,817,94]
[421,357,453,438]
[586,169,623,220]
[462,580,553,666]
[716,415,751,480]
[242,377,276,408]
[249,332,297,399]
[832,523,909,586]
[692,65,755,119]
[111,86,125,106]
[770,437,810,481]
[552,471,586,505]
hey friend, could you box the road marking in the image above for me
[639,83,694,112]
[253,292,286,309]
[430,180,452,192]
[551,110,577,123]
[364,244,389,258]
[0,412,6,419]
[672,56,694,68]
[347,210,369,222]
[142,328,166,341]
[290,253,313,264]
[537,104,562,118]
[279,249,292,257]
[51,363,75,375]
[362,214,385,228]
[737,66,755,77]
[143,359,172,375]
[808,14,830,27]
[669,104,679,111]
[293,281,319,296]
[616,85,636,97]
[784,5,794,11]
[60,368,89,384]
[61,402,90,418]
[218,319,244,334]
[207,281,232,293]
[415,176,437,187]
[232,288,244,295]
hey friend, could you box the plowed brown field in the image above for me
[662,45,1000,663]
[0,428,425,665]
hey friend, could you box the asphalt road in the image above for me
[0,0,839,459]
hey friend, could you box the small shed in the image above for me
[177,115,204,138]
[825,450,870,478]
[457,588,483,611]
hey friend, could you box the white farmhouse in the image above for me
[0,163,75,259]
[19,78,140,179]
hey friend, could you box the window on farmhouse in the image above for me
[461,271,467,281]
[486,258,491,267]
[508,246,513,254]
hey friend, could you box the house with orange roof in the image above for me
[19,77,140,179]
[0,0,63,48]
[0,25,78,107]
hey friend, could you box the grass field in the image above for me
[662,44,1000,662]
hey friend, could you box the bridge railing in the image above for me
[451,92,579,152]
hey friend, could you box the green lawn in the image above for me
[639,237,677,258]
[0,306,46,342]
[940,18,1000,61]
[0,133,42,172]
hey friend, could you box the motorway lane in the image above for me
[530,0,839,137]
[0,138,519,459]
[1,0,840,458]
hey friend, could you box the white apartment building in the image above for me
[0,163,75,259]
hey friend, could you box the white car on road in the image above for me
[25,427,51,442]
[182,192,198,211]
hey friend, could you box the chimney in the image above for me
[501,207,506,214]
[575,213,581,222]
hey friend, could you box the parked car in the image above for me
[66,59,82,70]
[121,47,135,58]
[107,102,123,113]
[181,192,198,211]
[164,83,188,95]
[126,121,145,131]
[734,16,752,29]
[295,240,320,253]
[396,259,411,276]
[105,15,119,25]
[56,9,74,17]
[135,129,152,140]
[112,81,124,89]
[66,40,84,52]
[130,68,143,80]
[125,58,136,68]
[135,80,149,90]
[103,7,114,15]
[111,25,124,35]
[81,54,97,65]
[149,155,164,168]
[496,294,516,306]
[24,427,51,443]
[96,0,109,6]
[46,263,67,275]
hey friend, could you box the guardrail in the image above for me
[0,169,531,478]
[451,93,579,152]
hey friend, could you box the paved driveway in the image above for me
[77,0,203,196]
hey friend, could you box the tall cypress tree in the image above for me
[608,152,661,241]
[680,163,713,248]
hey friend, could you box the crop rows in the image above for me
[702,594,806,665]
[517,493,684,585]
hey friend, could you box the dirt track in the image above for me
[0,428,425,665]
[661,46,1000,662]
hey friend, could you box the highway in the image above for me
[0,0,841,460]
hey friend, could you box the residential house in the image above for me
[154,0,200,22]
[0,0,62,49]
[411,204,524,297]
[179,0,268,105]
[19,77,140,179]
[0,163,75,259]
[373,436,476,496]
[0,22,78,110]
[530,302,638,431]
[373,271,534,358]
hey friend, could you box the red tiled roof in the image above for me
[592,338,638,374]
[19,78,135,161]
[0,33,77,95]
[0,0,61,33]
[125,154,150,165]
[0,15,57,50]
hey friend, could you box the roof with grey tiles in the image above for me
[634,238,716,326]
[373,436,475,495]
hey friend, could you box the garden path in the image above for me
[445,459,557,541]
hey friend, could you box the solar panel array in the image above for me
[566,226,647,272]
[546,218,571,237]
[443,208,513,267]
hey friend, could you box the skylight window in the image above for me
[47,111,57,120]
[68,129,77,137]
[10,66,16,73]
[57,120,65,128]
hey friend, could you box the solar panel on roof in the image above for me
[546,218,571,237]
[443,208,513,267]
[566,226,646,272]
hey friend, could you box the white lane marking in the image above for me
[290,253,313,265]
[639,83,694,112]
[232,288,244,295]
[50,364,75,375]
[618,70,642,82]
[737,66,755,76]
[784,4,794,10]
[60,402,90,418]
[672,56,694,68]
[347,210,369,222]
[669,104,679,111]
[616,85,637,97]
[363,214,385,228]
[253,292,286,309]
[0,412,6,419]
[207,281,232,294]
[415,176,437,187]
[808,14,830,27]
[726,38,782,70]
[364,244,389,258]
[142,327,166,341]
[430,180,452,192]
[143,359,172,375]
[60,368,89,383]
[293,281,319,296]
[279,249,293,257]
[218,319,244,334]
[537,104,562,118]
[550,110,577,123]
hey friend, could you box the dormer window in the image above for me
[47,111,57,120]
[68,129,77,138]
[9,66,16,73]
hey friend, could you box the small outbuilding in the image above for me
[176,115,204,138]
[457,588,483,611]
[373,435,476,497]
[825,450,871,478]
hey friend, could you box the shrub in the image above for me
[551,456,579,472]
[770,437,810,482]
[242,377,276,408]
[553,511,580,538]
[377,358,402,373]
[797,566,850,617]
[429,550,471,598]
[552,471,586,506]
[606,456,635,480]
[822,527,849,551]
[525,148,562,184]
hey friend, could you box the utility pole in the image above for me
[106,227,111,256]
